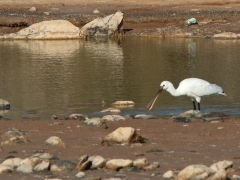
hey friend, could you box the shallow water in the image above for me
[0,37,240,119]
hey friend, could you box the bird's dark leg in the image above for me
[198,103,200,111]
[192,101,196,110]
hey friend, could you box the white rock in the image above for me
[101,108,121,113]
[2,20,81,40]
[102,115,126,121]
[30,153,54,160]
[103,127,136,144]
[84,118,102,127]
[2,157,22,168]
[44,136,66,148]
[162,170,175,179]
[143,162,160,171]
[1,136,30,145]
[29,7,36,11]
[210,160,233,171]
[106,159,133,170]
[93,9,100,14]
[133,158,149,168]
[88,155,106,169]
[76,171,85,178]
[0,164,13,174]
[178,165,216,180]
[81,11,123,37]
[17,164,33,173]
[112,101,134,106]
[34,160,50,172]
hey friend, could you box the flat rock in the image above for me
[134,114,157,119]
[30,153,55,160]
[106,159,133,171]
[100,108,121,113]
[1,20,81,39]
[33,160,50,172]
[44,136,66,148]
[178,164,216,180]
[1,136,30,145]
[133,158,149,168]
[174,110,206,119]
[2,157,22,168]
[102,115,126,121]
[112,101,134,107]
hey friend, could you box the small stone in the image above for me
[101,108,121,113]
[83,118,103,127]
[133,158,149,168]
[106,159,133,171]
[44,136,66,148]
[134,114,157,119]
[76,171,85,178]
[102,115,126,121]
[44,12,50,16]
[34,161,50,172]
[112,101,134,107]
[29,7,36,12]
[17,158,33,173]
[143,162,160,171]
[162,170,175,179]
[50,160,76,172]
[30,153,55,160]
[69,114,88,120]
[2,157,22,168]
[1,136,30,145]
[88,155,106,169]
[0,164,13,174]
[93,9,100,14]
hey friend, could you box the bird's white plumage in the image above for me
[146,77,226,111]
[160,78,226,103]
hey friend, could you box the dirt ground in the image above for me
[0,0,240,179]
[0,118,240,179]
[0,0,240,37]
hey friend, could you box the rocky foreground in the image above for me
[0,109,240,179]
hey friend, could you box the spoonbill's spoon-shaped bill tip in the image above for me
[146,87,163,110]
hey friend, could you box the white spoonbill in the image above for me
[146,78,226,111]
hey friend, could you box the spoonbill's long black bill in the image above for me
[146,87,163,110]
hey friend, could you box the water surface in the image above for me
[0,37,240,119]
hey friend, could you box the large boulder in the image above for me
[80,11,123,37]
[1,20,81,39]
